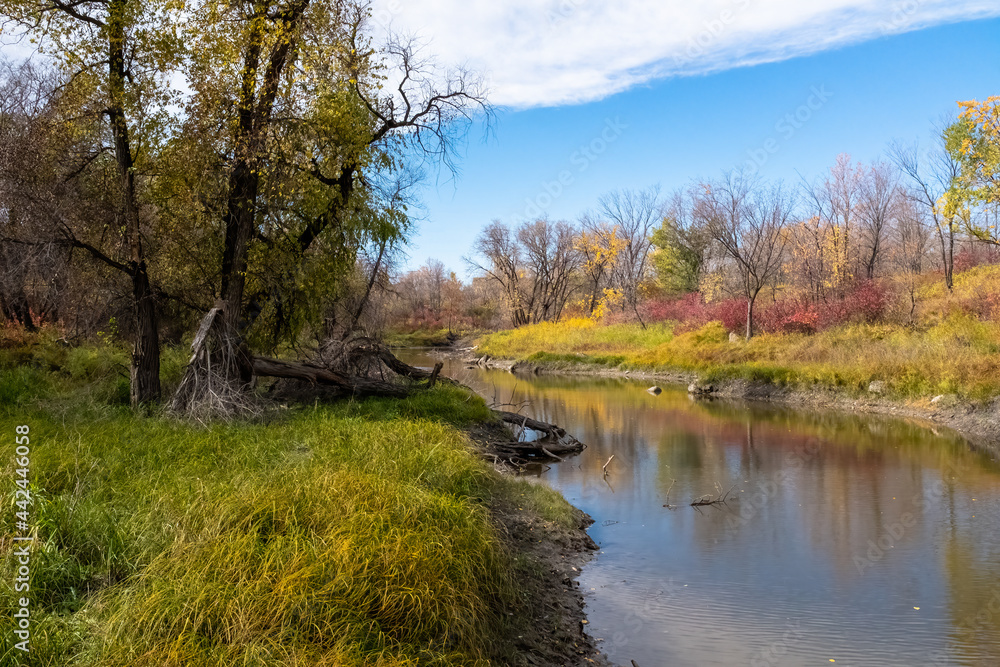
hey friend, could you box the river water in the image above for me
[399,350,1000,667]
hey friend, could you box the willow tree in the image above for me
[0,0,183,405]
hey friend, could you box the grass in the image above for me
[480,318,674,360]
[477,311,1000,401]
[0,331,576,666]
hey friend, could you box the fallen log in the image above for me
[252,356,410,398]
[494,410,569,438]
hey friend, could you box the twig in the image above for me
[602,454,615,476]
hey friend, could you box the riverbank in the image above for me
[0,335,607,666]
[467,319,1000,459]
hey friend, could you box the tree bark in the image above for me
[130,262,161,406]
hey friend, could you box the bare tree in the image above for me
[804,154,864,289]
[696,172,792,340]
[592,185,663,326]
[517,219,579,323]
[857,160,902,280]
[890,197,931,322]
[468,220,529,327]
[889,136,961,290]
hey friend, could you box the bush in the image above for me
[714,298,749,333]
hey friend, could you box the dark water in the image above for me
[399,350,1000,667]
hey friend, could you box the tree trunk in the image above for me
[130,262,161,405]
[109,0,160,406]
[945,224,955,291]
[745,297,755,341]
[218,2,308,352]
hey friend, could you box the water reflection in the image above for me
[399,350,1000,666]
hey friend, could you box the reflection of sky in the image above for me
[398,351,1000,666]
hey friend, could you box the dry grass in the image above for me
[478,305,1000,400]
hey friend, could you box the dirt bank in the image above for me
[465,419,610,667]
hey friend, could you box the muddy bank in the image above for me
[465,420,610,667]
[464,351,1000,460]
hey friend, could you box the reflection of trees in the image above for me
[942,497,1000,664]
[411,353,1000,661]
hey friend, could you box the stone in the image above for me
[868,380,886,394]
[729,332,740,343]
[688,381,714,396]
[930,394,958,407]
[647,386,662,395]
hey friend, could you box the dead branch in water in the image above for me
[662,478,678,510]
[690,482,736,507]
[602,454,615,476]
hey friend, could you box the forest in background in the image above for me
[390,99,1000,346]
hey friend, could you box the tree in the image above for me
[517,218,579,323]
[696,172,792,340]
[857,160,901,280]
[468,220,529,327]
[170,1,489,409]
[575,221,623,315]
[945,97,1000,244]
[649,189,710,295]
[0,0,183,405]
[889,196,931,322]
[802,154,863,290]
[889,137,961,290]
[594,185,662,326]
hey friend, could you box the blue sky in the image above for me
[385,6,1000,278]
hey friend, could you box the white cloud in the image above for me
[369,0,1000,108]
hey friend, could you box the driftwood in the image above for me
[602,454,615,476]
[488,410,586,463]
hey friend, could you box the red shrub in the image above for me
[816,280,890,326]
[953,246,1000,274]
[640,293,712,328]
[713,298,749,333]
[757,299,819,334]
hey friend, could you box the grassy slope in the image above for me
[0,334,573,666]
[477,267,1000,401]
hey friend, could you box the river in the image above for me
[399,349,1000,667]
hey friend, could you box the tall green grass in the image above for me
[0,334,575,666]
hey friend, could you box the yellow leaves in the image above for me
[590,288,623,322]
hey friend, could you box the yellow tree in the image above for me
[946,96,1000,244]
[575,223,624,315]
